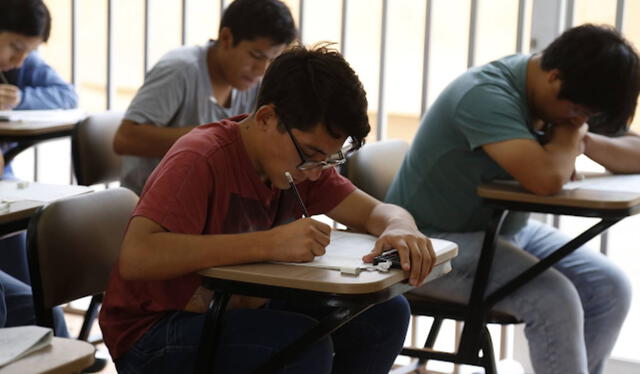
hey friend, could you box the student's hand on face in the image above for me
[268,218,332,262]
[0,84,21,110]
[549,122,588,153]
[363,228,436,287]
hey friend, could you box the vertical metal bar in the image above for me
[552,215,560,228]
[420,0,432,117]
[144,0,150,74]
[376,0,389,141]
[615,0,626,31]
[298,0,305,42]
[33,147,38,182]
[70,0,79,185]
[564,0,575,30]
[340,0,348,54]
[181,0,188,45]
[600,230,609,255]
[515,0,527,53]
[107,0,115,110]
[71,0,79,87]
[467,0,478,68]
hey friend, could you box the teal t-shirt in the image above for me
[386,54,535,234]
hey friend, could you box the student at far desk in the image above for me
[99,43,436,374]
[113,0,297,196]
[0,0,79,288]
[386,24,639,374]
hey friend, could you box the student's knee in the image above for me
[588,259,632,321]
[363,296,411,343]
[509,270,583,328]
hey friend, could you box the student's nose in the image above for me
[572,114,589,127]
[253,58,269,75]
[10,51,28,70]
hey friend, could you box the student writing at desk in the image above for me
[113,0,297,196]
[386,25,639,374]
[100,44,437,374]
[0,0,78,349]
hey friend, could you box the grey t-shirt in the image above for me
[386,54,534,235]
[121,40,259,195]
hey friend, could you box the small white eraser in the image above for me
[339,266,361,275]
[16,181,29,189]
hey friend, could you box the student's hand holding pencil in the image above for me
[0,83,21,110]
[266,218,332,263]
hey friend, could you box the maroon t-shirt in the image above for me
[99,116,356,359]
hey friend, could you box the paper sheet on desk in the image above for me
[0,326,52,367]
[0,181,90,202]
[0,109,86,123]
[276,230,458,275]
[563,174,640,193]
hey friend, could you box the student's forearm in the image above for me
[119,229,271,280]
[584,132,640,173]
[113,120,195,158]
[365,203,419,237]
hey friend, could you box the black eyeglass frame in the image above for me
[281,122,347,171]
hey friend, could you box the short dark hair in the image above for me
[257,43,370,150]
[220,0,297,46]
[541,24,640,135]
[0,0,51,42]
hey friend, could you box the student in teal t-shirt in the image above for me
[387,24,640,374]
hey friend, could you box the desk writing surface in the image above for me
[0,337,94,374]
[478,174,640,210]
[0,109,85,137]
[200,262,408,294]
[0,182,93,230]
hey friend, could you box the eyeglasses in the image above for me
[282,122,347,171]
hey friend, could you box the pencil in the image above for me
[285,171,310,217]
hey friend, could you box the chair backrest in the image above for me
[27,188,138,327]
[342,139,410,200]
[71,111,124,186]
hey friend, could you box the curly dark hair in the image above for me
[257,42,370,151]
[541,24,640,135]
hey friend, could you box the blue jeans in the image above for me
[0,270,69,337]
[115,295,410,374]
[413,220,631,374]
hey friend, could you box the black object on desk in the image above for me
[372,249,402,269]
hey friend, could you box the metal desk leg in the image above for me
[486,217,619,307]
[458,209,507,359]
[194,291,231,374]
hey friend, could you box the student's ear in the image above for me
[547,69,561,84]
[254,105,278,131]
[218,27,234,50]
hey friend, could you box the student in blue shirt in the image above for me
[0,0,77,350]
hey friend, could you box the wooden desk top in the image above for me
[0,337,95,374]
[200,263,407,294]
[478,174,640,211]
[0,109,85,137]
[0,182,93,235]
[0,121,76,137]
